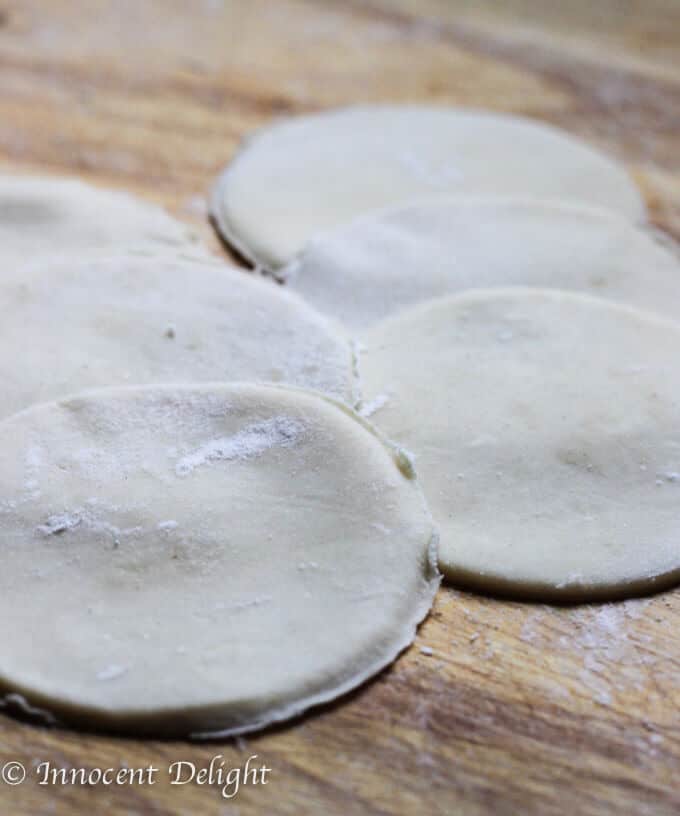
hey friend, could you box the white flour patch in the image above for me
[219,595,274,613]
[35,506,142,543]
[96,664,129,682]
[37,512,82,537]
[22,444,45,498]
[393,149,464,188]
[25,445,44,472]
[175,416,305,476]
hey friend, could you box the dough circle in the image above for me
[0,175,198,261]
[0,253,355,419]
[284,199,680,330]
[361,288,680,601]
[210,106,645,269]
[0,383,439,736]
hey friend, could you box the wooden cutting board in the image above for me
[0,1,679,814]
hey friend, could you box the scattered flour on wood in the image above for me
[517,598,672,710]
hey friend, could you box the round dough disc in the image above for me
[284,199,680,330]
[0,175,198,261]
[0,253,355,419]
[210,106,645,269]
[0,383,438,736]
[361,288,680,601]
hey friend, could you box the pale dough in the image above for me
[210,106,645,269]
[0,253,355,419]
[361,288,680,601]
[0,383,438,736]
[0,175,199,263]
[283,199,680,329]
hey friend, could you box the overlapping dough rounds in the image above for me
[0,384,438,736]
[284,199,680,329]
[361,289,680,601]
[210,106,644,269]
[0,253,355,419]
[0,175,198,264]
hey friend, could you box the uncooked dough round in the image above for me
[361,288,680,601]
[0,253,355,419]
[210,106,645,269]
[0,175,199,262]
[283,199,680,329]
[0,383,438,736]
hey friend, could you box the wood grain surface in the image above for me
[1,1,679,814]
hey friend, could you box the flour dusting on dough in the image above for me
[175,417,305,476]
[35,507,142,542]
[96,664,129,682]
[215,595,274,613]
[37,512,82,537]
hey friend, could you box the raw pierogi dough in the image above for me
[0,383,439,735]
[283,199,679,329]
[361,288,680,600]
[0,253,355,418]
[0,175,198,263]
[211,106,645,269]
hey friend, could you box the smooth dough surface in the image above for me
[0,253,355,419]
[0,383,438,735]
[284,199,680,329]
[361,288,680,600]
[210,106,645,269]
[0,175,199,264]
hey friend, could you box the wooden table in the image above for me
[1,2,679,813]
